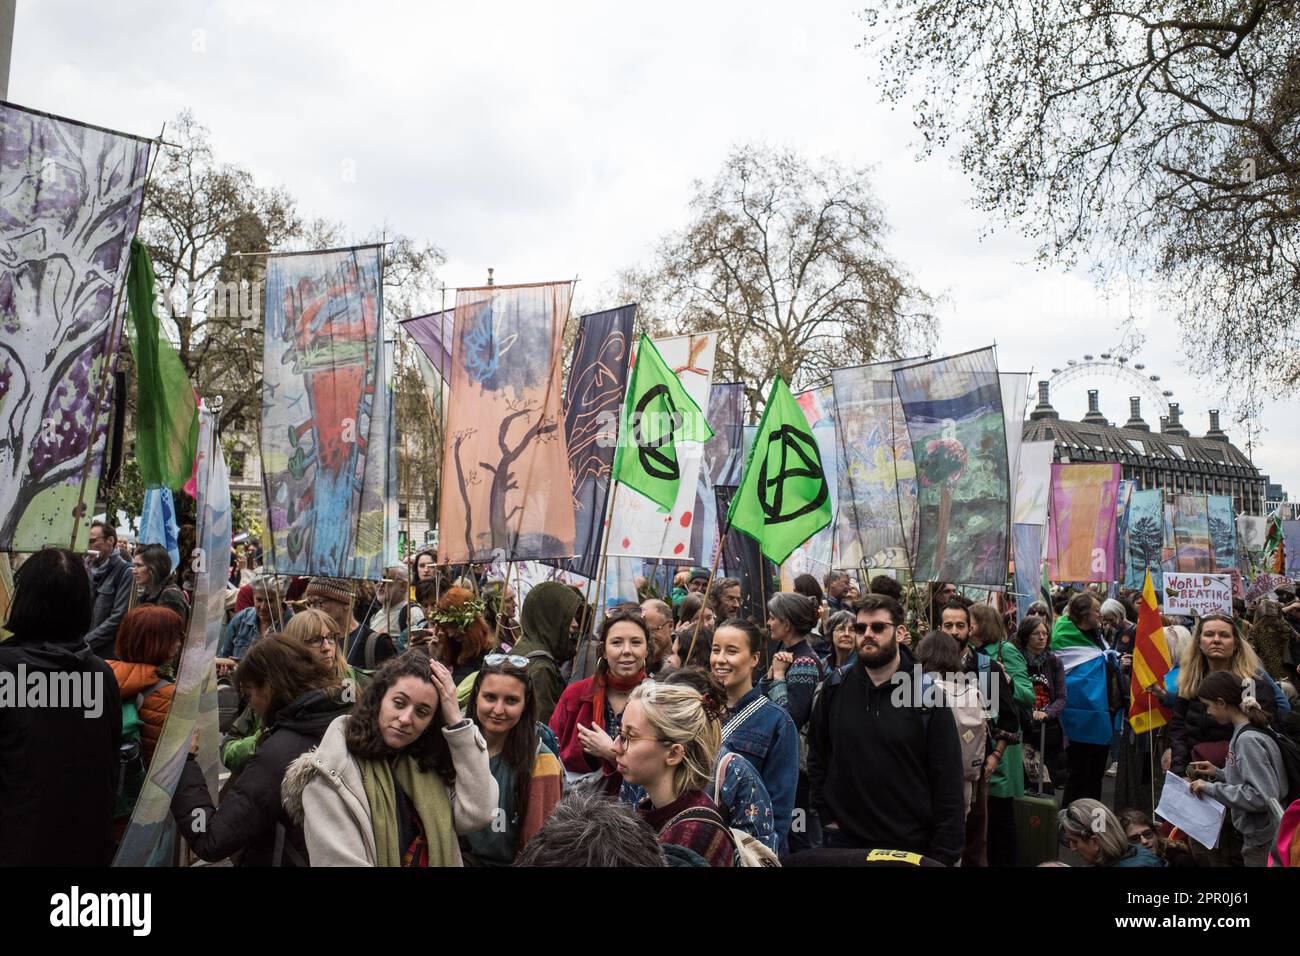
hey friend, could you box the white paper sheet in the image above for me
[1155,771,1224,849]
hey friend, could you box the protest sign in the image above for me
[1162,572,1232,615]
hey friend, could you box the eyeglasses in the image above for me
[852,620,897,635]
[1127,829,1155,843]
[613,727,669,748]
[483,653,529,669]
[302,634,337,647]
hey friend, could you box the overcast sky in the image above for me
[12,0,1297,498]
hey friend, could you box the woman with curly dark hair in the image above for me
[282,651,497,866]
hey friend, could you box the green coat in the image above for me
[984,639,1035,799]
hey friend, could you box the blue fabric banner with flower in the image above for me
[893,348,1010,586]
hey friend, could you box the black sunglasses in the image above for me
[852,620,897,635]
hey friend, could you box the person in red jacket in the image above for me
[107,605,184,761]
[549,605,650,792]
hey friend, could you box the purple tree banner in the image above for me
[0,102,151,550]
[548,304,636,579]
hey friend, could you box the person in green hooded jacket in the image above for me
[968,603,1035,866]
[508,582,585,726]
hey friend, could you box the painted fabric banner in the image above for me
[138,486,181,570]
[1013,440,1054,526]
[549,305,635,579]
[1012,522,1044,622]
[1114,480,1134,590]
[607,333,716,560]
[0,103,151,550]
[1207,495,1236,573]
[1124,488,1165,590]
[1047,463,1121,582]
[351,332,398,580]
[1172,495,1213,573]
[261,246,393,577]
[1284,521,1300,578]
[894,348,1010,586]
[115,406,231,865]
[830,359,920,571]
[782,384,839,581]
[716,483,778,624]
[399,307,455,379]
[689,382,746,569]
[1001,373,1029,523]
[439,282,576,563]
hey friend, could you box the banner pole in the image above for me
[579,480,618,682]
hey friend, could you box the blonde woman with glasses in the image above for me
[615,681,737,867]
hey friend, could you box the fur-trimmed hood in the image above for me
[280,714,354,826]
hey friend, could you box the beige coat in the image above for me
[281,714,498,866]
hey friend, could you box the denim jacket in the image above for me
[219,608,265,660]
[620,749,779,853]
[721,685,800,854]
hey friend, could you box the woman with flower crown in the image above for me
[425,588,497,684]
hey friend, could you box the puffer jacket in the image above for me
[170,688,351,866]
[107,660,175,761]
[508,582,584,725]
[280,714,498,866]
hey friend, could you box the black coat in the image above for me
[0,638,122,865]
[171,688,350,866]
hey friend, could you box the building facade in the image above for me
[1022,382,1271,515]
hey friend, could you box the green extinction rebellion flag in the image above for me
[611,333,713,511]
[728,376,832,564]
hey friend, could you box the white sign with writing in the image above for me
[1162,572,1232,615]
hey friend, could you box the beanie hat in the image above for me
[305,577,354,605]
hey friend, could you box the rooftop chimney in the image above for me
[1166,402,1190,437]
[1204,408,1229,443]
[1159,415,1169,433]
[1082,388,1109,425]
[1029,379,1059,421]
[1124,396,1149,431]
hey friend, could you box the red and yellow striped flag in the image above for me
[1129,569,1173,734]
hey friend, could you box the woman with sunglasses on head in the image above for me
[1012,614,1066,794]
[616,680,737,866]
[283,651,498,866]
[460,654,563,865]
[709,618,800,853]
[549,604,650,794]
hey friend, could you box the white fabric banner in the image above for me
[607,333,717,560]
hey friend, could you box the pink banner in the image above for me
[1047,463,1121,582]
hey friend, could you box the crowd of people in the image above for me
[2,527,1299,869]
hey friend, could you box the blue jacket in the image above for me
[621,749,779,853]
[722,685,800,854]
[219,607,292,660]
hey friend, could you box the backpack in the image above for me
[667,791,780,869]
[936,675,988,784]
[710,751,782,867]
[114,679,170,819]
[1243,726,1300,806]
